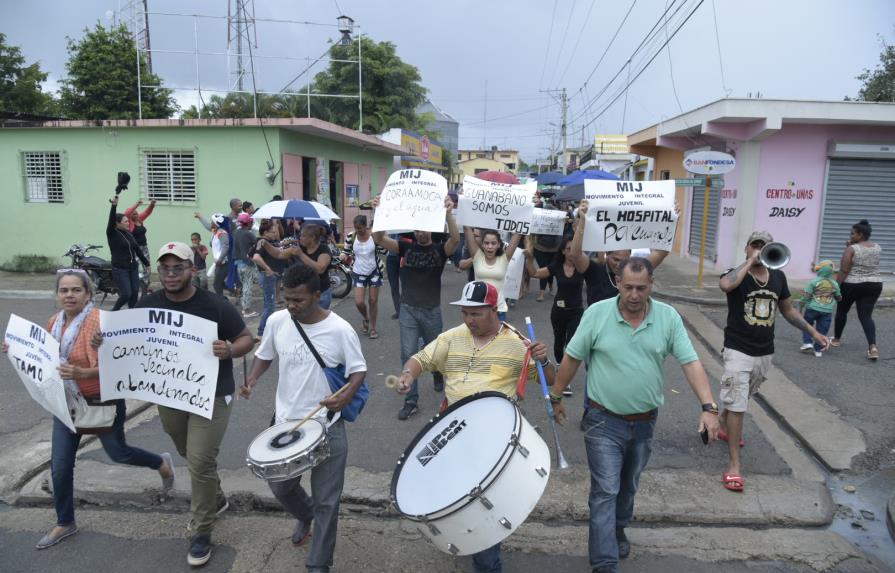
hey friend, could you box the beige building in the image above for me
[458,147,520,173]
[456,157,511,185]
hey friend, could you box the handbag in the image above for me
[291,318,369,422]
[72,395,117,434]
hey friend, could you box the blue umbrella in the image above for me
[557,169,619,186]
[535,171,565,185]
[252,199,340,221]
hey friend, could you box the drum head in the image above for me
[248,419,325,463]
[392,392,518,517]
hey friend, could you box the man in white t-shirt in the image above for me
[241,264,366,573]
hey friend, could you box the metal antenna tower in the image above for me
[227,0,257,91]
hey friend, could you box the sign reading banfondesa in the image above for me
[682,150,736,175]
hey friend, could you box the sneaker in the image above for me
[291,517,313,546]
[159,452,176,491]
[616,527,631,559]
[814,350,823,358]
[187,533,212,567]
[398,403,418,421]
[563,384,573,397]
[242,311,259,318]
[433,377,445,393]
[36,524,79,549]
[186,495,229,532]
[799,343,813,353]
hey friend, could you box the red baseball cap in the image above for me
[451,281,499,308]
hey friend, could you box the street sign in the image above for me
[675,177,723,187]
[682,150,736,175]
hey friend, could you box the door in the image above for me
[688,182,720,261]
[282,153,304,199]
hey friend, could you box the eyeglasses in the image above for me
[157,264,191,276]
[56,268,89,277]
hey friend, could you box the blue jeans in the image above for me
[472,542,502,572]
[258,272,279,335]
[51,401,161,525]
[319,288,332,309]
[583,407,656,572]
[111,266,139,310]
[802,308,832,351]
[386,255,401,315]
[399,303,443,405]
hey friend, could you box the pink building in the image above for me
[629,99,895,279]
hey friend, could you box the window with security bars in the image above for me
[23,152,64,203]
[141,150,197,203]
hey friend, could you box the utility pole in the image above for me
[541,88,568,173]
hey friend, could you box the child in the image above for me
[190,232,209,290]
[799,260,841,357]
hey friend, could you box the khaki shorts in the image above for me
[719,347,772,413]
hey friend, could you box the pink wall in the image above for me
[715,158,741,270]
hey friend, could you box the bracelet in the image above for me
[549,391,563,403]
[539,358,551,368]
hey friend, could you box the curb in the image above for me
[888,493,895,544]
[655,288,895,308]
[0,290,55,300]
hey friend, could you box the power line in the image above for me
[460,103,555,126]
[538,0,559,89]
[711,0,731,96]
[574,0,638,96]
[546,0,578,88]
[556,0,597,85]
[664,0,686,115]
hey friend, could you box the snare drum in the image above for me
[246,418,330,482]
[390,391,550,556]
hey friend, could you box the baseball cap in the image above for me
[450,281,499,308]
[747,230,773,245]
[157,241,193,262]
[237,212,253,226]
[211,213,226,226]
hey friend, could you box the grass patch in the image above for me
[0,255,60,273]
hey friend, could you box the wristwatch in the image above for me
[539,358,552,368]
[701,402,719,414]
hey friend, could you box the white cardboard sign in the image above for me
[99,308,220,419]
[372,169,448,233]
[4,314,77,432]
[501,249,526,300]
[581,179,678,252]
[530,208,567,236]
[458,177,536,234]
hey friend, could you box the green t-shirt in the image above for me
[803,276,840,314]
[565,296,698,415]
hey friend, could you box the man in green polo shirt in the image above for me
[553,257,720,573]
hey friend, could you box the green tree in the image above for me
[311,36,428,133]
[850,37,895,102]
[59,24,176,119]
[0,33,57,115]
[182,92,297,119]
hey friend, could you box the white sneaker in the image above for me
[814,351,823,358]
[799,343,813,352]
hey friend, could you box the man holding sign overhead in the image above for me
[371,169,459,421]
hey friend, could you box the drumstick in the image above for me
[385,375,400,389]
[525,316,570,470]
[288,382,354,434]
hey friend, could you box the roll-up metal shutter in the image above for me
[688,183,720,260]
[818,158,895,272]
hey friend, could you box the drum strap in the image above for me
[501,322,534,401]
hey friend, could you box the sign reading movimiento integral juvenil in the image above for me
[372,169,448,233]
[458,176,536,234]
[530,208,567,236]
[99,308,219,419]
[582,179,678,252]
[4,314,77,432]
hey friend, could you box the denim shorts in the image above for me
[352,271,383,288]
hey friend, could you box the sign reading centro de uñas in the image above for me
[683,150,736,175]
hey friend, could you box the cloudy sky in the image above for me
[5,0,894,161]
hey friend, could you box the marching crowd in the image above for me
[4,177,884,573]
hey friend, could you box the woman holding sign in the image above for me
[2,269,174,550]
[460,227,522,321]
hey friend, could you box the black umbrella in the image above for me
[554,183,586,202]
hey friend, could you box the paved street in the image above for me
[1,263,894,572]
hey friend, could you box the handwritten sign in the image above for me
[4,314,77,432]
[530,208,567,236]
[372,169,448,233]
[581,179,678,252]
[99,309,219,419]
[459,176,536,234]
[501,249,526,300]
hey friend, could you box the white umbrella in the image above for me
[252,200,340,221]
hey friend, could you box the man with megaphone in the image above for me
[717,230,830,493]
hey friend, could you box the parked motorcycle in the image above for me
[328,245,352,299]
[62,243,151,304]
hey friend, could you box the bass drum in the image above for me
[390,391,550,556]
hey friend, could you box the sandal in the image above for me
[867,347,879,360]
[368,330,379,339]
[830,338,841,347]
[718,429,745,448]
[361,319,369,334]
[722,473,744,492]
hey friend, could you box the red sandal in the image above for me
[723,473,744,492]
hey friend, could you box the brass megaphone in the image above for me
[759,242,790,269]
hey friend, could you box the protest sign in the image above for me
[581,179,678,252]
[99,308,219,419]
[372,169,448,233]
[530,208,567,236]
[501,249,526,300]
[4,314,76,432]
[458,176,536,234]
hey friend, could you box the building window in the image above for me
[23,151,64,203]
[500,153,511,159]
[474,168,488,175]
[476,153,485,159]
[660,170,671,180]
[141,149,197,203]
[506,163,516,170]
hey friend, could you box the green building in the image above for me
[0,117,404,266]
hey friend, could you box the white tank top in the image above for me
[352,235,377,276]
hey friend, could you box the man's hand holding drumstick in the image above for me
[386,358,423,395]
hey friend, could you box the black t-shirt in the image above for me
[132,225,148,247]
[583,260,618,305]
[723,269,791,356]
[289,244,331,293]
[136,288,246,397]
[548,261,585,309]
[399,241,448,308]
[256,238,288,274]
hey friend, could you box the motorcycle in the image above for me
[62,243,151,304]
[328,245,352,299]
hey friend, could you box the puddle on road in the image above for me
[827,469,895,570]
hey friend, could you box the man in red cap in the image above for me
[393,280,554,572]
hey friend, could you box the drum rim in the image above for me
[245,418,327,466]
[389,390,522,521]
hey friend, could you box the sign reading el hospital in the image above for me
[99,308,219,419]
[582,179,678,251]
